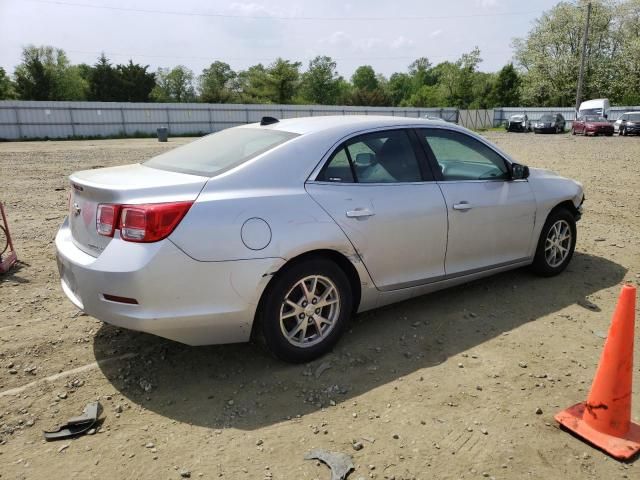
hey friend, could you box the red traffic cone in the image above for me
[555,284,639,460]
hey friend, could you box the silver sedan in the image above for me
[56,116,584,362]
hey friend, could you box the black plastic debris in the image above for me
[44,401,103,441]
[304,449,354,480]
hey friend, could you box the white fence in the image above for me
[3,101,639,139]
[0,101,459,140]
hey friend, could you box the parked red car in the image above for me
[571,115,614,136]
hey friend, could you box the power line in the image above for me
[20,0,544,21]
[56,47,514,64]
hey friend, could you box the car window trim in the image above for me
[313,127,434,185]
[413,127,513,183]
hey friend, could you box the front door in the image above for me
[306,129,448,291]
[416,128,536,276]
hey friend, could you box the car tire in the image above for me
[621,127,627,136]
[531,208,577,277]
[257,257,353,363]
[571,127,576,135]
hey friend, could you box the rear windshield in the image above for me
[628,113,640,122]
[145,127,299,176]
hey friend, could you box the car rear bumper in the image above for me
[55,217,284,345]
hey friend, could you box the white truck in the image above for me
[578,98,611,119]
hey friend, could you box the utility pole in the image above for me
[575,1,592,112]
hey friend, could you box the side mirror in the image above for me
[511,163,529,180]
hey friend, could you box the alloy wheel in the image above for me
[545,220,572,268]
[279,275,341,348]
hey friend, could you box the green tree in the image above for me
[408,57,437,90]
[300,56,341,104]
[351,65,379,91]
[469,71,496,109]
[264,58,301,104]
[116,61,156,102]
[610,0,640,104]
[456,47,483,108]
[87,53,121,101]
[232,64,269,103]
[198,61,236,103]
[348,65,390,106]
[513,0,618,106]
[488,63,521,107]
[14,45,87,100]
[405,84,445,107]
[151,66,195,102]
[387,72,413,106]
[0,67,17,99]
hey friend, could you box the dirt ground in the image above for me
[0,131,639,480]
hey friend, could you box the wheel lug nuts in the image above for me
[312,298,317,304]
[299,313,305,319]
[315,309,320,314]
[302,301,307,307]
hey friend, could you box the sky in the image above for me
[0,0,563,78]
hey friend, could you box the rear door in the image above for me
[415,128,536,276]
[306,128,448,291]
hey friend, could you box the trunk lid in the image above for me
[68,164,207,257]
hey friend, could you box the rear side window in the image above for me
[320,148,355,183]
[318,130,423,183]
[145,128,299,176]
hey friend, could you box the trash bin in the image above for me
[157,127,168,142]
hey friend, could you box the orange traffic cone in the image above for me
[555,284,639,460]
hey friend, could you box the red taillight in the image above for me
[97,204,120,237]
[96,201,193,243]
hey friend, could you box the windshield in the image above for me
[580,108,603,116]
[539,115,554,122]
[510,115,524,121]
[584,116,608,122]
[145,127,299,176]
[628,113,640,122]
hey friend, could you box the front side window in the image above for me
[318,130,423,183]
[421,129,509,181]
[628,113,640,122]
[145,127,298,176]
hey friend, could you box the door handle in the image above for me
[453,202,473,211]
[346,208,375,218]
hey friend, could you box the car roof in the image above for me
[579,98,609,109]
[240,115,449,135]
